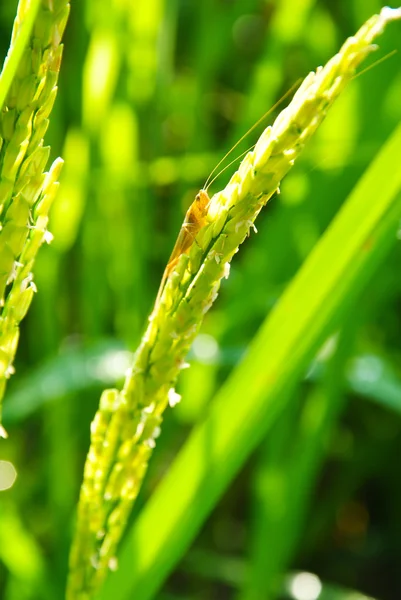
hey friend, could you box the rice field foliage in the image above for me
[0,2,401,600]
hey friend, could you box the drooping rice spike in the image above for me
[0,1,70,424]
[67,8,401,598]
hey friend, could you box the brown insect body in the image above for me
[153,189,210,312]
[151,81,307,316]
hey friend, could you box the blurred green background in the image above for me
[1,0,401,598]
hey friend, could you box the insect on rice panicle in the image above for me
[151,47,396,315]
[151,80,305,315]
[153,188,211,312]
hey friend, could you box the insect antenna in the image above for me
[204,143,256,192]
[203,77,302,191]
[202,50,396,194]
[351,49,397,82]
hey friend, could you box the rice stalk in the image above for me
[67,7,401,599]
[0,0,70,433]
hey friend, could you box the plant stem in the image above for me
[67,7,401,598]
[0,0,70,431]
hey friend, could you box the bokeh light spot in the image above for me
[192,334,219,364]
[0,460,17,491]
[290,572,322,600]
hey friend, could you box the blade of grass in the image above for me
[238,319,357,600]
[70,11,401,596]
[99,119,401,600]
[2,341,130,424]
[0,499,56,600]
